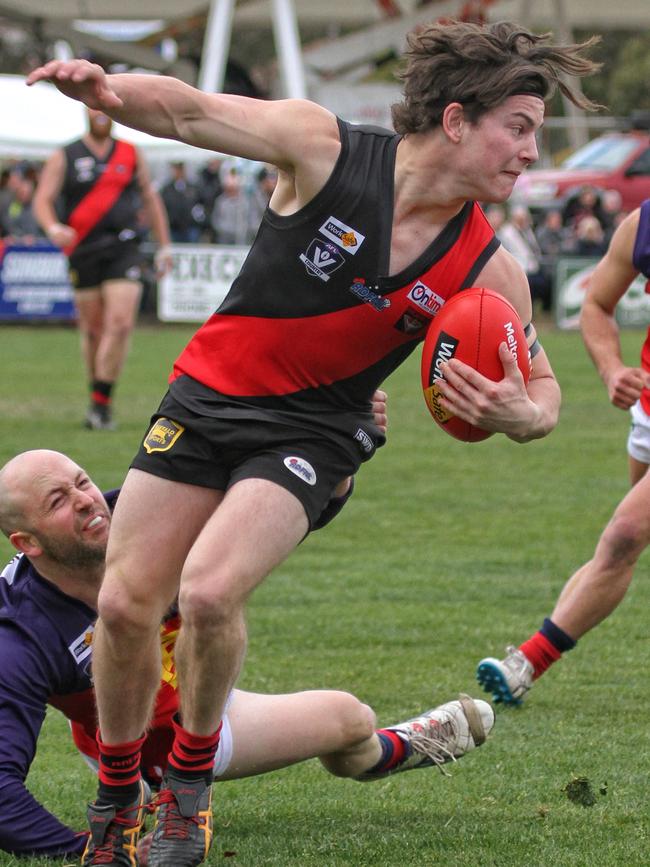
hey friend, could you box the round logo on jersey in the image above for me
[283,456,317,486]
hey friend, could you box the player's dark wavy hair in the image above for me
[391,20,602,135]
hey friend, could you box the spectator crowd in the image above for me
[0,157,627,312]
[485,184,627,311]
[0,156,278,249]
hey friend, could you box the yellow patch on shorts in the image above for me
[143,417,185,454]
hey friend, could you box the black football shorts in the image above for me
[130,389,365,529]
[69,241,145,290]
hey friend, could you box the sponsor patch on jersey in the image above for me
[143,418,185,454]
[69,625,95,664]
[319,216,365,254]
[354,428,374,453]
[283,456,317,486]
[394,306,429,335]
[407,280,446,316]
[349,278,390,311]
[74,156,95,182]
[299,239,345,282]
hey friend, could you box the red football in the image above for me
[421,287,531,442]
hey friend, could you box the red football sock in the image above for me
[167,714,222,780]
[519,632,562,679]
[373,729,409,772]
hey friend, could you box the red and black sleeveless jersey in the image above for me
[60,138,140,256]
[171,118,499,418]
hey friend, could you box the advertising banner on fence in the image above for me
[555,257,650,329]
[0,242,75,320]
[157,244,249,323]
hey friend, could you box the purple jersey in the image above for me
[632,198,650,280]
[0,490,118,858]
[631,200,650,416]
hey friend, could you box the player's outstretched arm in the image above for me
[580,208,650,409]
[27,60,341,200]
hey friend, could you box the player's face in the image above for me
[87,108,113,140]
[459,94,544,203]
[25,457,111,567]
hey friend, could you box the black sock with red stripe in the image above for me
[96,732,146,807]
[167,714,221,785]
[91,380,114,407]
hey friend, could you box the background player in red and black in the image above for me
[33,107,171,430]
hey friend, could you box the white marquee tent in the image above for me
[0,74,221,164]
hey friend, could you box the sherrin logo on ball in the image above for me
[421,287,531,443]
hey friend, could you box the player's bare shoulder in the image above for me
[265,100,342,214]
[470,244,533,326]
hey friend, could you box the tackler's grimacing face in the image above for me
[21,453,111,567]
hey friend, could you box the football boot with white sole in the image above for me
[355,694,495,780]
[476,645,534,705]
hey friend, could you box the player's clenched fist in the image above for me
[26,60,123,110]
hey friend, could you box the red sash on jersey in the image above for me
[64,140,137,256]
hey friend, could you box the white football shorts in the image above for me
[627,400,650,464]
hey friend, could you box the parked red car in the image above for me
[511,128,650,215]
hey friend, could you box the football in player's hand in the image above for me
[421,287,531,442]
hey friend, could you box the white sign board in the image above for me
[157,244,249,323]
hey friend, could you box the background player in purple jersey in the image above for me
[0,444,494,861]
[477,202,650,704]
[33,108,172,431]
[27,20,601,866]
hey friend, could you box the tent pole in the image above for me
[271,0,307,99]
[198,0,236,93]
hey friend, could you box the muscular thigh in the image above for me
[73,287,103,330]
[101,278,142,326]
[104,468,224,611]
[181,478,309,601]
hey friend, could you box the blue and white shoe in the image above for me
[476,646,534,705]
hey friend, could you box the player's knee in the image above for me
[105,318,134,342]
[329,692,377,747]
[80,322,102,343]
[178,579,241,629]
[600,513,649,568]
[97,575,163,636]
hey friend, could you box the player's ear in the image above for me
[442,103,465,143]
[9,531,42,557]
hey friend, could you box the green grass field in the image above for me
[1,320,649,866]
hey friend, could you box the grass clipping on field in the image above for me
[563,776,607,807]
